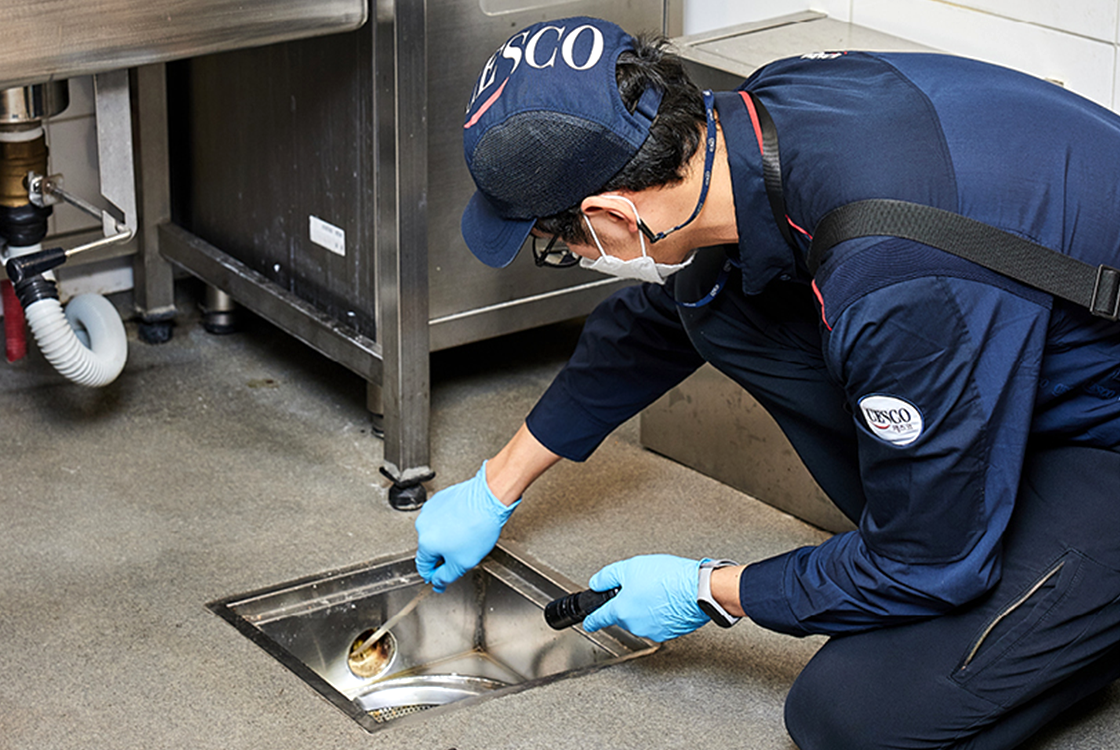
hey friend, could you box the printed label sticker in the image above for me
[310,215,346,257]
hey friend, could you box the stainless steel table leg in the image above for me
[132,63,177,343]
[375,0,433,510]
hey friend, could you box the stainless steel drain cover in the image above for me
[357,674,509,723]
[367,703,431,724]
[207,542,658,732]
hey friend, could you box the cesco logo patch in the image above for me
[858,394,924,447]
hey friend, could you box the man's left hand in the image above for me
[581,554,709,641]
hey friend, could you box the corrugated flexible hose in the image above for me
[24,293,127,387]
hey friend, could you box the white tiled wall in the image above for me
[849,0,1116,107]
[684,0,1120,111]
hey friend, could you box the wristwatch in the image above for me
[697,559,742,628]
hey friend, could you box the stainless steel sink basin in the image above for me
[208,543,658,731]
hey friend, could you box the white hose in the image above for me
[23,293,127,387]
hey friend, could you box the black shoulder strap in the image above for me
[808,199,1120,322]
[745,90,1119,322]
[745,92,798,251]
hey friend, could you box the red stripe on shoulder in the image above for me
[739,91,764,157]
[811,279,831,331]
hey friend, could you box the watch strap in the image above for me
[697,558,742,628]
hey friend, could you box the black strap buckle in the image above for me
[1090,265,1120,321]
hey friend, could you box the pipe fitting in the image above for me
[0,133,47,208]
[0,203,53,247]
[6,245,65,288]
[0,82,69,125]
[0,129,51,246]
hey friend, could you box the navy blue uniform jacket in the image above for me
[525,52,1120,636]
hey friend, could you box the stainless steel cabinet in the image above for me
[0,0,368,89]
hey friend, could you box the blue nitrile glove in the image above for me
[414,462,519,593]
[581,554,709,642]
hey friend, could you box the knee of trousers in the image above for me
[785,652,860,750]
[784,645,911,750]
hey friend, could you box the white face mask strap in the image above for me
[603,195,648,258]
[582,213,607,258]
[583,196,648,260]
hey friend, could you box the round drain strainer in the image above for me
[347,629,398,679]
[355,675,509,723]
[367,703,432,724]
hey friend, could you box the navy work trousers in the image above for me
[674,258,1120,749]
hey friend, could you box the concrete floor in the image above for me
[2,282,1118,749]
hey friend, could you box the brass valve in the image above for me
[0,134,47,209]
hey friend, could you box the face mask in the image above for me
[578,196,694,285]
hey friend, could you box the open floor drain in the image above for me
[208,543,657,732]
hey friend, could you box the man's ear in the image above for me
[580,194,640,234]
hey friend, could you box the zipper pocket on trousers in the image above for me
[959,560,1065,672]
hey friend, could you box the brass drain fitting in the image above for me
[0,134,46,209]
[347,630,397,679]
[0,130,52,246]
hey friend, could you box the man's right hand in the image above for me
[414,462,519,592]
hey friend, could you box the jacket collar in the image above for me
[713,90,801,294]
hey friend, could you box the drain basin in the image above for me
[208,543,657,732]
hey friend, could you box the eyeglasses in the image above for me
[531,233,580,268]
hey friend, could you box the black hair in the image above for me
[533,33,707,245]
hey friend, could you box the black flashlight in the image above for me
[544,587,620,630]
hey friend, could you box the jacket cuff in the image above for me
[739,554,812,637]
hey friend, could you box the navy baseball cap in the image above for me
[461,17,664,268]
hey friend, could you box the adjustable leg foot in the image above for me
[380,466,435,512]
[388,482,427,511]
[201,285,236,335]
[138,315,174,345]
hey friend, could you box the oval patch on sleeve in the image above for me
[858,394,924,447]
